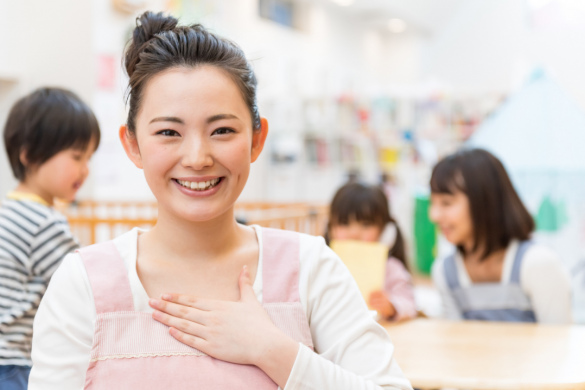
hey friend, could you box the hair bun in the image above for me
[125,11,178,77]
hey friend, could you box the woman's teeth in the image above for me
[177,178,221,191]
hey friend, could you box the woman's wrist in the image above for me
[255,331,299,389]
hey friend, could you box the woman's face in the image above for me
[121,65,267,222]
[330,220,382,243]
[429,190,474,248]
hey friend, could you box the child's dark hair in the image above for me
[430,148,534,260]
[3,87,100,181]
[124,11,260,136]
[326,182,408,269]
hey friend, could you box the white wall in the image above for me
[0,0,425,203]
[0,0,95,197]
[85,0,426,203]
[422,0,585,109]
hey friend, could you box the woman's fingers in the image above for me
[169,327,208,351]
[160,293,217,310]
[152,308,208,338]
[149,298,209,325]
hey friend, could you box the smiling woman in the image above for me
[28,11,412,390]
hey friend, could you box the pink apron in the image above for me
[78,228,313,390]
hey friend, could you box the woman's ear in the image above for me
[251,118,269,163]
[119,125,143,169]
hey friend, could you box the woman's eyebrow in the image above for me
[207,114,239,123]
[149,116,184,124]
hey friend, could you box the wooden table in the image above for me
[383,318,585,390]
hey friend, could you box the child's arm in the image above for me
[0,213,78,324]
[30,212,79,280]
[374,258,417,321]
[29,254,94,390]
[521,246,572,324]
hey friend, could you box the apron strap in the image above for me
[261,227,301,303]
[78,241,134,313]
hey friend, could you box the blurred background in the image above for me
[1,0,585,315]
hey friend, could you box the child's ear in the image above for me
[19,150,28,167]
[119,125,143,169]
[251,118,269,163]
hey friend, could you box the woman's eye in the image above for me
[212,127,235,136]
[157,129,180,137]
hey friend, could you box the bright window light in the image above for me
[330,0,354,6]
[388,18,407,33]
[527,0,554,9]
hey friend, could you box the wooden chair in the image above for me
[61,200,329,246]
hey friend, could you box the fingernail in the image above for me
[161,294,172,301]
[149,299,160,308]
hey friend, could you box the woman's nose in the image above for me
[181,137,214,170]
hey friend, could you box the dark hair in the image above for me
[430,148,534,260]
[124,11,260,135]
[326,182,408,269]
[3,87,100,181]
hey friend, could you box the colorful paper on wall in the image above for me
[330,240,388,305]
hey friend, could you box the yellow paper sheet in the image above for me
[330,240,388,305]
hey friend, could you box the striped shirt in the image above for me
[0,196,79,366]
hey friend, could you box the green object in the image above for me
[556,199,569,227]
[413,195,437,275]
[536,195,558,232]
[536,196,569,232]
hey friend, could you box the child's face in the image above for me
[122,65,267,222]
[429,190,474,248]
[330,220,382,242]
[27,141,95,203]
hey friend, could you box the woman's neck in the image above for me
[462,241,505,265]
[144,205,246,263]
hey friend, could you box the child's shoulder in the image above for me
[520,241,565,273]
[0,197,66,231]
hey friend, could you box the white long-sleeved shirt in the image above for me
[29,227,413,390]
[432,240,572,324]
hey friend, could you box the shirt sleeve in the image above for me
[285,236,413,390]
[431,258,462,320]
[520,245,572,324]
[29,253,94,390]
[383,258,417,321]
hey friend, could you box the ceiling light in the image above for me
[330,0,354,6]
[388,18,407,33]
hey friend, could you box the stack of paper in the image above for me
[330,240,388,305]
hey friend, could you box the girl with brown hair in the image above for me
[430,148,571,323]
[326,182,417,321]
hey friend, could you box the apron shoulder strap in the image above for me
[261,227,301,303]
[78,240,134,313]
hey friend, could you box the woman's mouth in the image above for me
[174,178,222,191]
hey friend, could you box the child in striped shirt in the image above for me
[0,87,100,389]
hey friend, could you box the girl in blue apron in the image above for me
[429,148,571,323]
